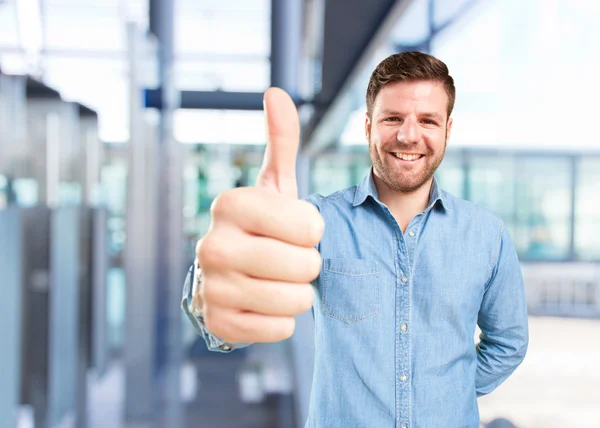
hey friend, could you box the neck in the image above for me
[373,174,433,232]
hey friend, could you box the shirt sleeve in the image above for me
[475,221,529,397]
[181,261,251,353]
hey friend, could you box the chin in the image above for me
[387,173,432,193]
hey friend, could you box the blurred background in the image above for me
[1,0,599,427]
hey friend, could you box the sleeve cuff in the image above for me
[181,262,251,353]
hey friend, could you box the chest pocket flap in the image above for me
[322,258,380,325]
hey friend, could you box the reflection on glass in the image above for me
[575,158,600,261]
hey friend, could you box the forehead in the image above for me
[373,80,448,114]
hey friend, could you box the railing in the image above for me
[521,263,600,318]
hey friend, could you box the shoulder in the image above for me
[303,185,358,211]
[441,190,505,235]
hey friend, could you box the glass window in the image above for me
[311,156,354,196]
[467,155,516,231]
[436,151,465,199]
[514,157,572,261]
[575,157,600,261]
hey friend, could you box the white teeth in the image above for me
[393,153,422,161]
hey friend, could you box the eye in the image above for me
[421,119,437,125]
[383,117,401,122]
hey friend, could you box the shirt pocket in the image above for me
[321,258,380,325]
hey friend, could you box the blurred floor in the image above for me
[185,352,295,428]
[479,316,600,428]
[87,351,293,428]
[87,316,600,428]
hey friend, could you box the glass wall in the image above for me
[466,154,516,234]
[311,149,600,262]
[575,158,600,261]
[436,152,466,199]
[311,152,369,197]
[514,157,572,261]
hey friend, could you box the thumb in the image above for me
[255,87,300,199]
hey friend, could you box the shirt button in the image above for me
[401,323,407,332]
[409,231,415,237]
[400,373,407,382]
[402,425,407,428]
[220,344,232,351]
[401,276,408,283]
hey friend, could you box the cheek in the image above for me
[373,126,397,143]
[423,131,446,150]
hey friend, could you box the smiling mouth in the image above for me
[391,152,424,162]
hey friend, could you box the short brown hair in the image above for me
[366,51,455,118]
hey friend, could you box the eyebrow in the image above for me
[380,110,444,121]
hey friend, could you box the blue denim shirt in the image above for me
[183,170,529,428]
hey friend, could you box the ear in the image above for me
[445,117,453,144]
[365,112,371,142]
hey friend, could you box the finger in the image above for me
[210,187,324,247]
[255,87,300,198]
[204,306,297,344]
[200,231,322,283]
[237,235,322,282]
[204,275,314,316]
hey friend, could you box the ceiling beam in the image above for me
[302,0,414,156]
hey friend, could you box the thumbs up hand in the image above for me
[196,88,325,344]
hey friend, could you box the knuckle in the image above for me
[210,189,238,219]
[198,235,228,268]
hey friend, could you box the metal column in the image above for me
[151,0,184,425]
[271,1,315,426]
[0,208,23,427]
[124,23,158,425]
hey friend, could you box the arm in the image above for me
[181,262,251,353]
[476,222,529,397]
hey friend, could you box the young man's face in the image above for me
[366,80,453,193]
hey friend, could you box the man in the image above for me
[182,52,529,427]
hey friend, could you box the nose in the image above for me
[397,117,421,144]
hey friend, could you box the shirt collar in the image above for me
[353,167,450,211]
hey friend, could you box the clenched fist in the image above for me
[196,88,325,344]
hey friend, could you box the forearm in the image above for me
[475,222,529,397]
[475,330,528,396]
